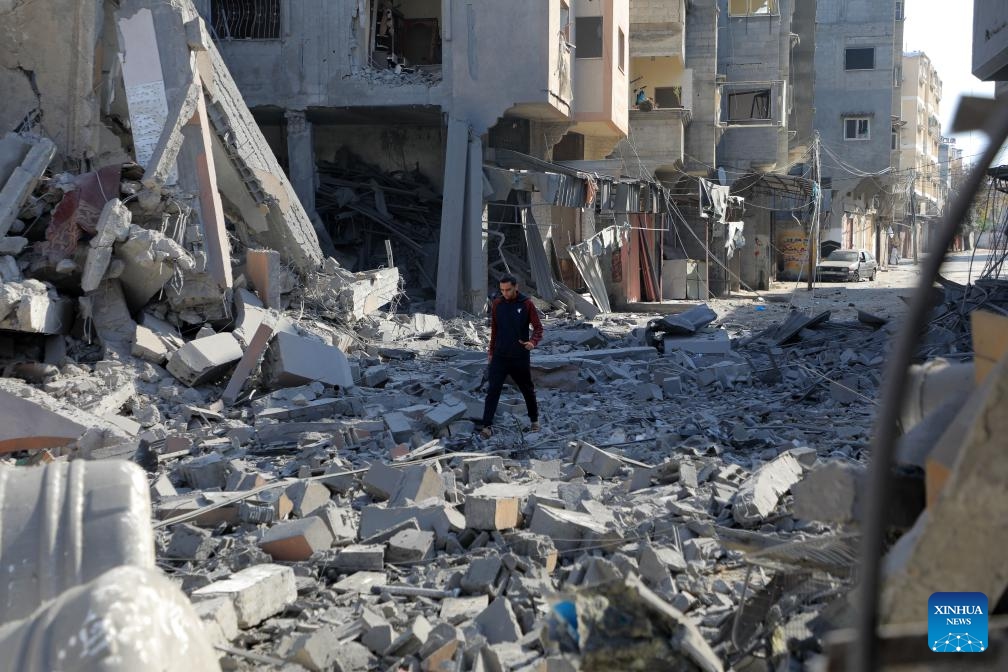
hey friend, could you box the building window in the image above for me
[725,87,772,123]
[892,130,898,150]
[575,17,603,59]
[728,0,779,16]
[896,1,904,20]
[210,0,282,40]
[845,117,870,141]
[655,86,683,108]
[845,47,875,71]
[618,28,626,73]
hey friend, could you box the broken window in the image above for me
[371,1,443,68]
[210,0,282,40]
[560,1,571,42]
[844,117,870,141]
[654,86,683,108]
[845,47,875,71]
[725,88,772,123]
[576,17,603,59]
[728,0,779,17]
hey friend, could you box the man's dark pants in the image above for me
[481,355,538,428]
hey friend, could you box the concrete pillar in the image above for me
[284,110,319,226]
[436,118,469,318]
[461,135,487,314]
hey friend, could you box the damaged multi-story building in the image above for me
[898,50,945,258]
[814,0,904,265]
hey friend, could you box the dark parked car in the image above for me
[816,249,877,282]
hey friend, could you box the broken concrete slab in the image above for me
[474,596,523,645]
[192,563,297,628]
[0,135,55,238]
[792,460,865,524]
[732,452,804,525]
[0,378,132,454]
[569,440,623,478]
[0,280,74,335]
[262,331,354,389]
[664,330,731,355]
[81,199,132,292]
[166,332,243,386]
[246,248,284,308]
[359,501,465,542]
[465,494,521,531]
[386,528,435,563]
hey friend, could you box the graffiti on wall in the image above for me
[775,227,808,281]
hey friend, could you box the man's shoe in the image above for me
[479,426,493,439]
[530,421,541,432]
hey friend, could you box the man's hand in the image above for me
[519,340,535,351]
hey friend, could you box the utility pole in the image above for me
[807,135,820,291]
[910,170,918,264]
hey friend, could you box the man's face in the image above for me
[499,282,518,300]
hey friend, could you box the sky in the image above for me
[902,0,997,163]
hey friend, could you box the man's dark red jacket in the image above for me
[488,292,543,359]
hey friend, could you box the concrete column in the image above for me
[284,110,319,225]
[435,118,469,318]
[461,135,487,314]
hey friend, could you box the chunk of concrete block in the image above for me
[664,330,731,355]
[461,556,503,595]
[465,495,520,530]
[0,378,132,454]
[389,464,445,506]
[528,503,619,553]
[166,523,216,562]
[285,480,331,517]
[167,332,243,387]
[570,440,623,478]
[732,453,804,525]
[262,331,353,389]
[383,411,414,443]
[504,531,558,573]
[424,402,466,428]
[192,563,297,628]
[131,323,171,364]
[792,460,865,523]
[363,461,403,501]
[386,528,435,563]
[259,517,334,561]
[246,248,284,308]
[289,625,341,671]
[82,199,132,292]
[474,596,522,645]
[0,236,28,255]
[359,502,465,542]
[440,595,490,625]
[385,614,432,657]
[331,544,385,572]
[332,571,387,594]
[192,596,239,648]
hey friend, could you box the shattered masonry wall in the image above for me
[314,125,446,191]
[0,0,128,167]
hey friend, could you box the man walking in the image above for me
[480,275,543,438]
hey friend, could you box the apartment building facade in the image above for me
[899,51,944,256]
[195,0,630,315]
[973,0,1008,100]
[814,0,903,263]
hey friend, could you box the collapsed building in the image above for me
[2,0,1008,670]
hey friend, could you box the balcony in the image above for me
[626,108,691,177]
[629,0,686,60]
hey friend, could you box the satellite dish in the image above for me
[717,167,728,186]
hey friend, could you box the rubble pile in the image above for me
[26,301,881,671]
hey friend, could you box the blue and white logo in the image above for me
[928,592,987,653]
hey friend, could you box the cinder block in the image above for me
[258,517,333,561]
[423,401,466,428]
[262,331,353,389]
[363,461,403,500]
[570,441,623,478]
[474,596,522,644]
[464,456,505,484]
[385,615,432,657]
[192,563,297,628]
[166,333,243,386]
[359,502,466,542]
[191,596,239,647]
[386,529,435,563]
[465,495,520,530]
[528,503,618,553]
[331,544,385,572]
[461,556,502,595]
[439,595,489,624]
[389,464,445,506]
[285,480,331,517]
[383,411,413,442]
[503,531,558,572]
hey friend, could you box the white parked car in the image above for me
[816,249,878,282]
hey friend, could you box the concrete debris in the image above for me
[0,3,996,668]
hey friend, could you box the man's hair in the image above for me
[498,274,518,286]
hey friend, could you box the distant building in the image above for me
[899,51,944,257]
[814,0,903,263]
